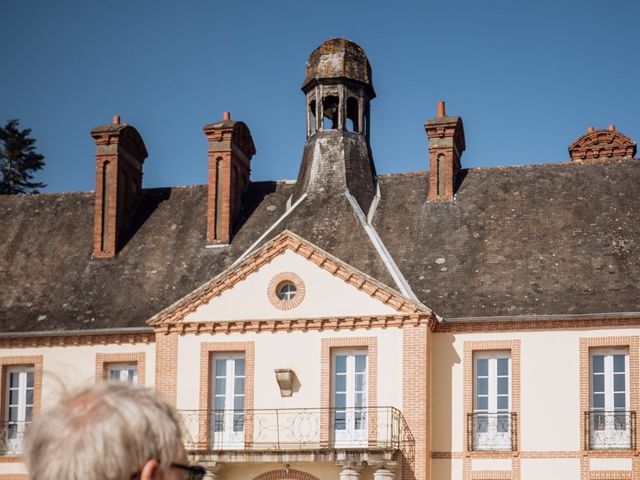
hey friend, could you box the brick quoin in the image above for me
[154,331,178,406]
[403,323,428,480]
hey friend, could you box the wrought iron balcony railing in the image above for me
[584,411,636,450]
[178,406,414,461]
[0,422,29,454]
[467,412,517,451]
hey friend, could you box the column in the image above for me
[339,467,360,480]
[373,467,395,480]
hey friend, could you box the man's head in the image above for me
[24,382,193,480]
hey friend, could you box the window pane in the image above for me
[355,374,365,392]
[8,407,18,422]
[355,393,365,407]
[476,359,488,377]
[215,378,226,395]
[335,411,346,430]
[214,396,225,410]
[234,396,244,411]
[592,355,604,373]
[497,358,508,376]
[593,374,604,393]
[233,413,244,432]
[497,396,508,410]
[614,374,625,392]
[335,355,346,373]
[614,393,626,409]
[25,406,33,422]
[497,414,509,433]
[110,370,120,380]
[355,355,366,373]
[9,372,19,388]
[215,360,226,376]
[497,377,508,395]
[235,359,245,376]
[613,355,625,373]
[234,377,245,395]
[477,378,488,396]
[9,390,19,405]
[26,389,34,406]
[593,393,605,409]
[334,393,346,409]
[26,373,34,388]
[476,397,488,411]
[335,374,346,392]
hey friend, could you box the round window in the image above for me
[277,282,297,301]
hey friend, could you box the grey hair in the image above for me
[24,382,184,480]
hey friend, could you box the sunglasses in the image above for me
[171,463,207,480]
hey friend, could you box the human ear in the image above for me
[139,459,163,480]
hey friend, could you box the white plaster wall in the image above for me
[182,250,398,322]
[176,327,403,411]
[521,459,580,480]
[471,458,511,471]
[0,462,27,474]
[431,328,640,455]
[0,342,155,405]
[590,457,633,470]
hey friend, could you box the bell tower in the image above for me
[292,38,378,214]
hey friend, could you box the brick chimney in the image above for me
[91,116,148,258]
[568,124,637,162]
[203,112,256,244]
[424,100,466,201]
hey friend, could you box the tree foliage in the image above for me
[0,119,46,194]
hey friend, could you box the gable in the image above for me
[149,230,429,327]
[183,250,401,322]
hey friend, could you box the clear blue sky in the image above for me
[2,0,639,193]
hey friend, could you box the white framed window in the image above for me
[107,363,138,384]
[589,348,631,449]
[333,349,367,447]
[211,353,245,449]
[472,351,512,451]
[4,366,34,453]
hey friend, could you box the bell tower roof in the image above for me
[301,38,375,98]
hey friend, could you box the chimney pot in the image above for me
[608,124,616,132]
[587,126,595,133]
[437,100,446,119]
[113,115,120,125]
[223,111,231,121]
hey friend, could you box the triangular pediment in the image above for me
[148,230,431,327]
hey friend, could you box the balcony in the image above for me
[584,411,636,450]
[0,422,29,455]
[467,412,517,451]
[178,406,414,464]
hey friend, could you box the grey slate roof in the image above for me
[1,158,640,333]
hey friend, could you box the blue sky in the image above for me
[2,0,639,193]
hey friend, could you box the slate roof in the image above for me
[1,157,640,333]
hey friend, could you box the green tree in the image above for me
[0,119,46,194]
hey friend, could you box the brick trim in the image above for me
[95,352,146,386]
[0,332,153,349]
[319,337,377,448]
[589,471,632,480]
[149,230,431,326]
[0,356,43,422]
[579,336,639,480]
[267,272,306,310]
[157,314,431,336]
[433,449,640,458]
[252,469,319,480]
[463,341,521,480]
[199,342,255,448]
[155,332,178,406]
[471,471,511,480]
[435,316,640,333]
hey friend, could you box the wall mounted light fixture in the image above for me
[275,369,294,397]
